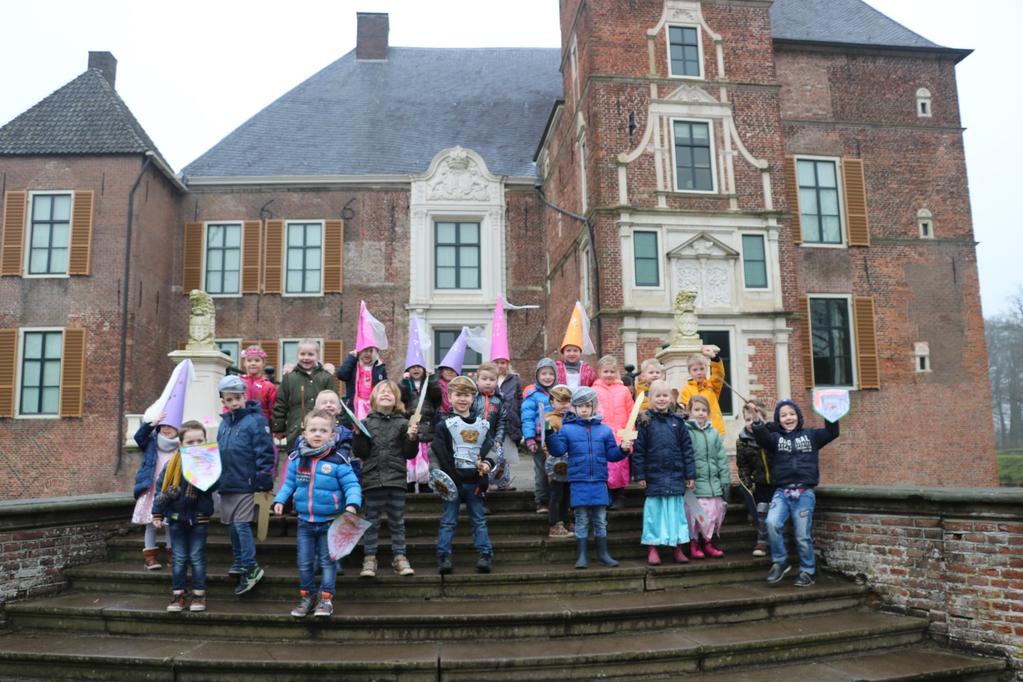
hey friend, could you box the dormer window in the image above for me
[916,88,932,118]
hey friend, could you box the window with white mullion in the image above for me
[435,221,481,290]
[673,121,714,192]
[797,160,842,244]
[204,223,241,294]
[285,222,323,294]
[19,330,63,416]
[28,194,71,275]
[668,25,702,78]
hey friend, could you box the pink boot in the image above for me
[647,546,662,565]
[689,539,705,560]
[703,538,724,558]
[673,545,689,563]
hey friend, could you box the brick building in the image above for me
[0,0,998,499]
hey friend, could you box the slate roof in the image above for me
[0,69,169,165]
[182,48,563,181]
[182,1,954,181]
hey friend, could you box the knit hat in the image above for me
[571,386,598,407]
[218,375,247,395]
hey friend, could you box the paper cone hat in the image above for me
[404,313,432,371]
[560,301,596,354]
[489,296,510,362]
[355,300,389,353]
[142,359,193,430]
[438,327,469,374]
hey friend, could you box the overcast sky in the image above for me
[0,0,1017,315]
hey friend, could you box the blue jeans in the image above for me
[437,483,492,558]
[228,521,256,570]
[767,487,816,574]
[574,505,608,539]
[167,522,208,591]
[297,519,336,596]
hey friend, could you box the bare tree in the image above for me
[987,288,1023,449]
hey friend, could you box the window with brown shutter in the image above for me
[262,340,280,375]
[263,220,283,294]
[59,329,86,417]
[68,191,95,275]
[0,328,17,417]
[843,159,870,247]
[323,220,344,293]
[182,222,203,292]
[853,296,880,389]
[323,340,344,369]
[242,220,262,294]
[1,191,27,276]
[801,296,815,389]
[783,158,801,245]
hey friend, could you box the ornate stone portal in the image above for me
[656,289,705,389]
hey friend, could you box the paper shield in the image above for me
[429,468,459,502]
[812,388,850,423]
[544,455,569,482]
[180,443,222,492]
[327,512,373,561]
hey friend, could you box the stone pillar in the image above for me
[656,290,704,388]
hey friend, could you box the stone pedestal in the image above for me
[168,349,232,440]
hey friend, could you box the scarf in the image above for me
[156,434,179,452]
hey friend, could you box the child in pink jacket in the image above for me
[592,355,635,510]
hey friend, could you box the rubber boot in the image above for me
[596,537,618,567]
[673,544,689,563]
[575,538,589,569]
[689,539,705,560]
[647,545,662,566]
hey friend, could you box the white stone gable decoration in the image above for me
[416,146,498,203]
[667,232,739,260]
[665,83,719,104]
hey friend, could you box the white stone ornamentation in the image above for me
[425,147,491,202]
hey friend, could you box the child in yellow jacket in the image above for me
[678,346,726,437]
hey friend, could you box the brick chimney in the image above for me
[88,51,117,88]
[356,12,389,61]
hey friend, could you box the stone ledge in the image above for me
[815,485,1023,521]
[0,493,134,532]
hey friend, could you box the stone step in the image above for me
[4,578,867,642]
[0,613,979,681]
[65,556,773,601]
[107,525,759,566]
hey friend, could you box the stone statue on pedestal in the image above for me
[186,290,218,352]
[657,289,705,389]
[170,290,232,437]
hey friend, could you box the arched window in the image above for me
[916,88,932,118]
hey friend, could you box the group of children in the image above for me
[132,304,840,616]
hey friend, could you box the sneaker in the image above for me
[143,548,162,571]
[476,554,492,574]
[551,522,573,538]
[313,593,334,618]
[392,555,415,576]
[794,572,815,587]
[234,565,265,595]
[166,591,186,612]
[752,543,768,557]
[766,563,791,584]
[290,590,315,618]
[227,563,243,576]
[536,506,549,514]
[438,555,453,575]
[360,555,377,578]
[189,591,207,612]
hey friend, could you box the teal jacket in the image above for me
[686,420,730,497]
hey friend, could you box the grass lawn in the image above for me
[997,450,1023,486]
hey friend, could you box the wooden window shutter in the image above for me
[68,191,95,275]
[853,296,880,389]
[0,329,17,417]
[182,222,204,292]
[59,329,86,417]
[1,191,27,276]
[801,296,815,389]
[323,340,343,369]
[843,158,870,247]
[241,339,260,355]
[263,220,284,294]
[241,220,262,294]
[783,158,801,245]
[262,340,280,373]
[323,219,344,293]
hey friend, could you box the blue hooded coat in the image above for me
[547,413,626,507]
[521,358,557,445]
[274,441,363,523]
[631,410,696,496]
[217,401,277,493]
[751,400,839,488]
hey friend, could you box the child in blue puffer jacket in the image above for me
[547,386,627,570]
[274,409,362,619]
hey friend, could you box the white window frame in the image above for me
[739,232,770,291]
[280,337,323,370]
[917,208,934,239]
[569,34,580,103]
[15,327,64,420]
[916,88,932,118]
[794,155,847,249]
[215,338,243,365]
[202,221,244,298]
[24,191,73,279]
[579,241,591,306]
[632,229,662,288]
[807,294,858,390]
[282,220,325,298]
[433,218,483,292]
[432,327,483,373]
[665,23,705,80]
[669,117,718,194]
[914,341,931,373]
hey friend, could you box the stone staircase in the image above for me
[0,489,1008,681]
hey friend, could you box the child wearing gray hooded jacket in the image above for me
[521,358,558,513]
